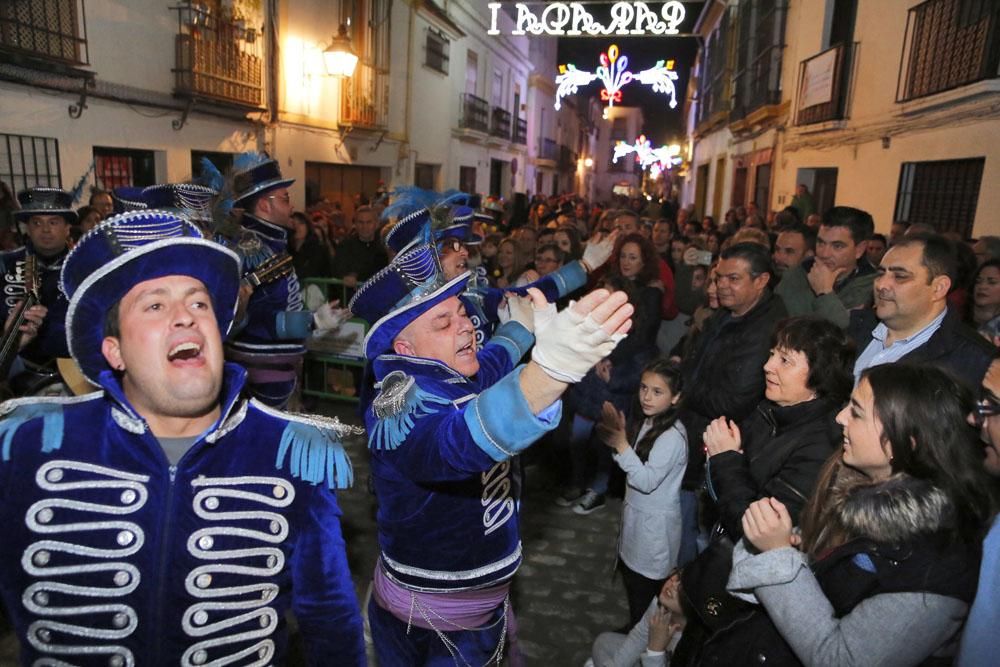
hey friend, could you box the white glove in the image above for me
[581,231,618,273]
[312,301,350,336]
[501,292,538,332]
[531,300,626,383]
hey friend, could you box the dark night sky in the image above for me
[555,2,705,142]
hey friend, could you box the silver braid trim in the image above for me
[181,476,295,665]
[22,460,148,666]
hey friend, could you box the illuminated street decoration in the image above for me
[487,2,687,37]
[554,45,679,111]
[613,136,683,174]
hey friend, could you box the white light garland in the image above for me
[488,2,686,37]
[554,44,679,111]
[613,136,683,175]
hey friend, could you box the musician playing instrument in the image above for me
[221,154,345,408]
[0,188,75,393]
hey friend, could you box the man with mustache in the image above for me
[0,210,364,665]
[350,241,633,665]
[850,233,994,390]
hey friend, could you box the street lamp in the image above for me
[584,157,594,168]
[323,24,358,77]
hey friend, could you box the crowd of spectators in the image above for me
[2,179,998,665]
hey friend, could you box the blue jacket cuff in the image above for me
[489,321,534,364]
[277,310,313,339]
[463,366,562,461]
[554,261,587,296]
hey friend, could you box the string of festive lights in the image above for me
[554,44,679,112]
[613,135,683,175]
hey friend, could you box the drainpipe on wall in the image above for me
[398,0,416,183]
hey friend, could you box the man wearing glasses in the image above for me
[958,359,1000,664]
[223,154,318,407]
[0,187,76,395]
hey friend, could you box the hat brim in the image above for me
[233,178,296,205]
[65,238,241,385]
[15,209,78,225]
[362,271,470,360]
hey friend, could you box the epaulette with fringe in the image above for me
[369,371,452,451]
[253,400,362,490]
[0,393,101,462]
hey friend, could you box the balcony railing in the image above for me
[459,93,489,132]
[897,0,1000,102]
[540,138,558,161]
[490,106,511,139]
[0,0,89,67]
[173,5,263,108]
[796,42,857,125]
[731,42,784,121]
[342,62,389,129]
[512,117,527,145]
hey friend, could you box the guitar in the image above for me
[243,252,294,289]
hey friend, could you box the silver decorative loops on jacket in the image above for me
[181,476,296,667]
[481,461,514,537]
[22,460,150,667]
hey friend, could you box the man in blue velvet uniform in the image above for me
[223,153,343,408]
[0,210,364,665]
[350,242,634,665]
[0,188,76,395]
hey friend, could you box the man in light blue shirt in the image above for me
[848,234,994,390]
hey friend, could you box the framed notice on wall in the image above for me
[799,48,838,109]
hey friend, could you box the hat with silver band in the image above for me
[60,209,241,385]
[349,243,469,360]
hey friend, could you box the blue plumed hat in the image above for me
[385,204,481,254]
[60,209,241,385]
[436,205,482,245]
[141,183,217,224]
[15,187,78,225]
[349,243,469,360]
[230,152,295,205]
[111,187,148,215]
[385,208,432,253]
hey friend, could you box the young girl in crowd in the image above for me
[597,359,688,630]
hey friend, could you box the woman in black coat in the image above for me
[674,317,854,664]
[702,316,854,537]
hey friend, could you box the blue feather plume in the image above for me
[381,186,440,221]
[232,151,270,172]
[197,157,226,193]
[68,161,96,204]
[275,422,354,489]
[0,402,65,462]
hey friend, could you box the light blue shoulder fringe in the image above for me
[369,371,452,451]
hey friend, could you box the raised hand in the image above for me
[742,497,794,552]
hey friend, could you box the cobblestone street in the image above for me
[0,399,628,666]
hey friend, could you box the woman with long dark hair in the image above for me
[713,364,998,666]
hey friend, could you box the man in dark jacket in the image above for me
[850,234,995,391]
[678,242,787,563]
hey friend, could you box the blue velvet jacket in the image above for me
[463,260,587,347]
[227,215,310,355]
[363,322,561,592]
[0,363,364,666]
[0,245,70,366]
